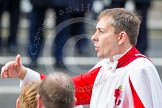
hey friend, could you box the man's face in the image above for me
[91,16,120,59]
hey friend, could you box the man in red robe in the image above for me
[1,8,162,108]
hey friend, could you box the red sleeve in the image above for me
[129,78,145,108]
[72,67,101,105]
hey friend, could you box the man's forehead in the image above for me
[96,16,113,29]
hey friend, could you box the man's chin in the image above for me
[97,54,103,58]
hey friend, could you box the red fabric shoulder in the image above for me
[117,47,146,68]
[72,66,102,105]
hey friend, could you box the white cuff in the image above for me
[20,68,40,88]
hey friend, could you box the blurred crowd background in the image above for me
[0,0,162,108]
[0,0,161,69]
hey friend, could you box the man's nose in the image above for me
[91,32,98,41]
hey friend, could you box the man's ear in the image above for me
[36,94,43,108]
[72,97,77,108]
[16,98,19,108]
[118,31,128,45]
[74,97,77,105]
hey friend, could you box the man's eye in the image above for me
[100,30,104,33]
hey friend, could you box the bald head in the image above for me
[39,72,75,108]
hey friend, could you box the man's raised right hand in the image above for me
[1,54,27,80]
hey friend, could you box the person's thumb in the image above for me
[16,54,21,67]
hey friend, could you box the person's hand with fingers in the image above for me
[1,54,27,80]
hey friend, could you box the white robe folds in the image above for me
[90,57,162,108]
